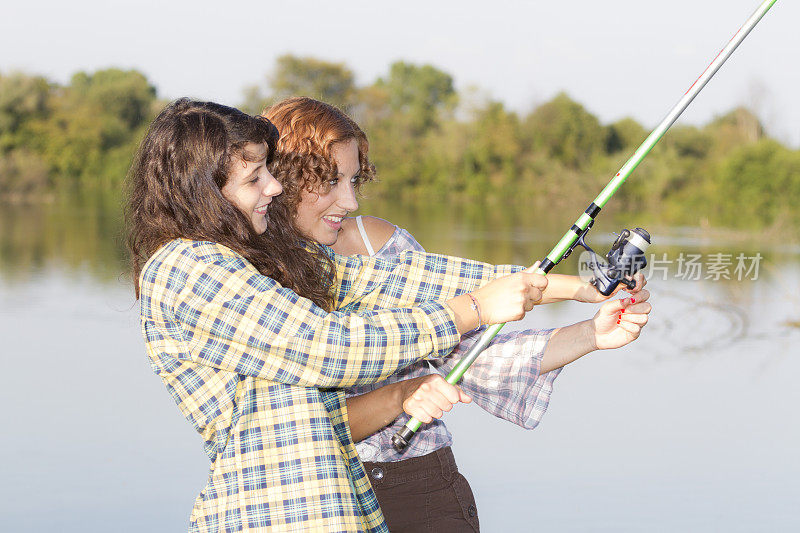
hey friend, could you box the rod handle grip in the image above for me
[391,418,422,451]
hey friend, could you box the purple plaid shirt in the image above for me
[345,225,561,462]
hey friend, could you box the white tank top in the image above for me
[354,215,376,256]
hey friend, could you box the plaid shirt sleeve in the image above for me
[140,239,467,389]
[429,327,561,429]
[332,247,518,313]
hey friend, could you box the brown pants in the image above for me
[363,447,479,532]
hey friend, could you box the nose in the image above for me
[262,170,283,198]
[337,180,359,212]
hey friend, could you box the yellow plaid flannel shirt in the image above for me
[139,238,515,532]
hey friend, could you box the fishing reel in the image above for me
[573,226,651,296]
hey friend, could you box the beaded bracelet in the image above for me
[466,292,482,333]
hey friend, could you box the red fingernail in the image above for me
[617,319,621,324]
[631,298,636,304]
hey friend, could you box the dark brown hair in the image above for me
[262,97,376,213]
[125,98,334,309]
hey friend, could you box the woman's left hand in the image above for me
[575,272,647,304]
[591,288,652,350]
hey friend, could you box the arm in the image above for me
[340,216,645,307]
[346,382,408,442]
[341,223,552,435]
[345,374,471,442]
[429,327,559,429]
[141,241,461,389]
[142,240,544,389]
[430,290,652,429]
[331,248,546,331]
[539,272,647,304]
[333,247,517,311]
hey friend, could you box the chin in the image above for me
[253,214,270,234]
[253,220,268,235]
[317,231,339,247]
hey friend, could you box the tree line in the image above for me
[1,56,798,233]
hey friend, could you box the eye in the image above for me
[249,176,260,184]
[350,174,360,184]
[327,177,339,186]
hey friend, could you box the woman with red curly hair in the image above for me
[264,97,652,532]
[126,98,551,532]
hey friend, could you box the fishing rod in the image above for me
[392,0,778,451]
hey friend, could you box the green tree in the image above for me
[69,68,156,131]
[712,139,800,227]
[604,117,646,154]
[523,92,605,168]
[461,101,521,194]
[0,72,52,152]
[270,55,356,110]
[26,68,158,189]
[706,107,764,145]
[375,61,456,134]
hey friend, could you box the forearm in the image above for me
[346,380,415,442]
[540,320,597,373]
[539,274,591,304]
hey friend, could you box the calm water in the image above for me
[1,200,799,532]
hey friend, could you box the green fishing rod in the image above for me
[392,0,778,451]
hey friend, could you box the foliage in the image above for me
[0,68,159,196]
[711,139,800,228]
[1,57,798,237]
[242,55,356,113]
[373,61,457,134]
[523,92,605,168]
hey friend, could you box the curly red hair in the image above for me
[262,97,376,212]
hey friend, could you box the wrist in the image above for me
[447,294,480,334]
[396,378,418,414]
[398,376,429,412]
[573,278,595,303]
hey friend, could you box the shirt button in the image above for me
[370,467,384,480]
[467,504,477,517]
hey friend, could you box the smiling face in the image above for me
[294,138,360,245]
[221,142,283,234]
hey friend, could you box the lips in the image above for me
[322,214,345,230]
[254,203,270,215]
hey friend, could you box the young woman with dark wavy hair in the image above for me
[264,97,652,532]
[125,98,551,532]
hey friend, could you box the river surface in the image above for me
[1,200,798,531]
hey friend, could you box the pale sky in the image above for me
[2,0,797,146]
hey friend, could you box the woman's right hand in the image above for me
[472,265,548,325]
[400,374,471,423]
